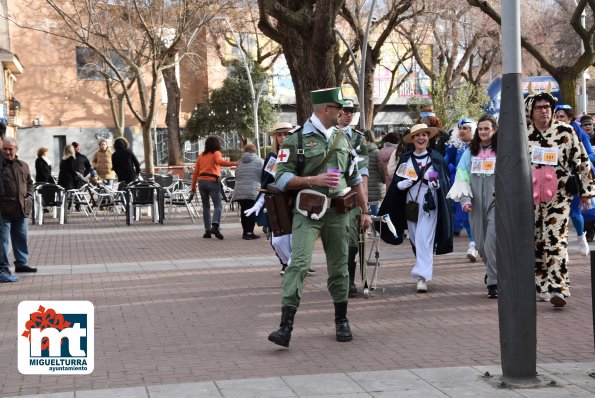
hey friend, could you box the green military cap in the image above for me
[342,98,358,112]
[310,87,350,106]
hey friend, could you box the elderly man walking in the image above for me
[0,137,36,281]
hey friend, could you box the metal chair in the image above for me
[167,185,198,223]
[88,184,127,225]
[65,186,94,222]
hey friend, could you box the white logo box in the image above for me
[18,301,94,375]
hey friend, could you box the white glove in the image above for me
[429,180,440,191]
[382,214,398,238]
[397,179,414,190]
[244,194,265,217]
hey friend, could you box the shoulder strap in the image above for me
[354,132,364,149]
[312,129,345,176]
[297,130,305,177]
[411,156,430,181]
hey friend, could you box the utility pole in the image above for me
[215,17,261,156]
[497,0,538,385]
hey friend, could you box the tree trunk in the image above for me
[282,35,338,124]
[115,96,125,138]
[363,60,376,130]
[163,65,184,166]
[258,2,341,125]
[141,121,154,177]
[553,69,579,111]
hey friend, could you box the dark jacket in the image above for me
[74,153,92,175]
[35,156,54,183]
[73,153,92,188]
[0,151,4,196]
[0,156,34,219]
[260,152,277,189]
[366,141,385,202]
[378,149,453,255]
[112,138,141,184]
[58,156,78,190]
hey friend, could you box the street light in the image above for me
[214,16,261,156]
[334,0,377,130]
[573,0,588,114]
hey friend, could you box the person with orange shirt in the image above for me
[191,136,238,239]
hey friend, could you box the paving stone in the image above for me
[216,376,295,397]
[2,216,594,397]
[146,381,222,397]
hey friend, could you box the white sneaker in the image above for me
[467,243,479,262]
[416,278,427,293]
[578,234,590,257]
[550,292,567,308]
[536,292,552,302]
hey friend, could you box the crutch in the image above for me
[366,216,383,293]
[359,227,370,299]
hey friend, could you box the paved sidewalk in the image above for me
[5,362,595,397]
[1,213,595,397]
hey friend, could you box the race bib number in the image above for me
[531,146,558,166]
[471,157,496,175]
[396,163,418,180]
[264,156,277,176]
[277,148,290,163]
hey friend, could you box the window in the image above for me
[76,47,130,81]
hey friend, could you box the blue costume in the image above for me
[568,120,595,243]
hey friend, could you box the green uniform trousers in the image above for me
[348,207,362,248]
[282,207,350,308]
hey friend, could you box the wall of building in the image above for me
[17,127,144,174]
[7,0,208,169]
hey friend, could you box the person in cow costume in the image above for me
[526,87,595,308]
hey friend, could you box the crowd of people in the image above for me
[0,87,592,352]
[261,88,595,349]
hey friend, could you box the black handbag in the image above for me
[423,189,436,212]
[404,158,430,222]
[405,200,419,222]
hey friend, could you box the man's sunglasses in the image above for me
[582,123,593,127]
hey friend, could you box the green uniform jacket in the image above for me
[275,118,362,195]
[345,126,369,177]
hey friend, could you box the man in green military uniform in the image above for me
[268,87,372,347]
[337,100,369,297]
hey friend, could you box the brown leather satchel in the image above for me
[263,184,293,236]
[334,190,358,214]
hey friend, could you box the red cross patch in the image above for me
[278,148,290,163]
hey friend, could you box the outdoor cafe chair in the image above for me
[167,184,198,223]
[32,183,65,225]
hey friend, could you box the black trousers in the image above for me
[237,199,256,234]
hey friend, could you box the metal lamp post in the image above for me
[214,16,261,156]
[497,0,538,385]
[572,0,588,114]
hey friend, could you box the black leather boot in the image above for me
[268,306,297,347]
[334,301,353,342]
[210,223,224,240]
[347,247,358,298]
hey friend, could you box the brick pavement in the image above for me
[1,211,594,396]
